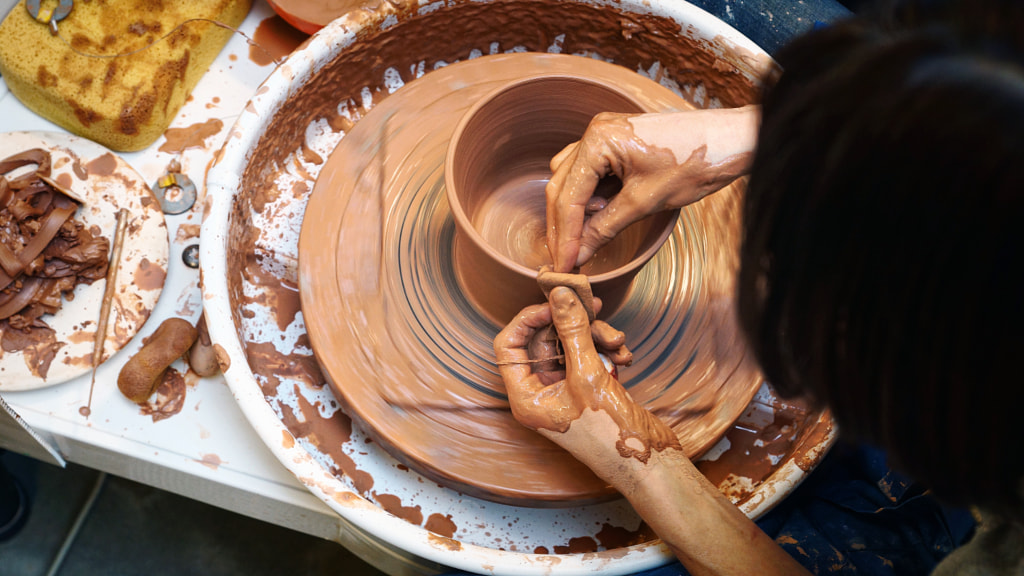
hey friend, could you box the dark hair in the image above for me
[739,0,1024,517]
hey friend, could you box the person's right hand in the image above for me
[545,106,759,272]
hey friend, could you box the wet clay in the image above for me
[446,76,677,325]
[298,52,763,506]
[537,267,595,322]
[158,119,225,155]
[250,15,309,66]
[0,150,109,324]
[117,317,197,403]
[139,367,188,422]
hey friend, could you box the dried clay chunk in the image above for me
[186,313,219,378]
[118,317,197,403]
[536,265,595,322]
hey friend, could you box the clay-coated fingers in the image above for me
[546,144,609,273]
[591,319,632,366]
[548,287,607,383]
[528,324,566,383]
[494,303,553,396]
[590,319,625,349]
[550,141,579,173]
[577,185,655,264]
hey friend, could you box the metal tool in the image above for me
[151,172,197,215]
[182,244,199,268]
[26,0,73,35]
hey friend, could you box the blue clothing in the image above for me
[685,0,853,54]
[630,442,976,576]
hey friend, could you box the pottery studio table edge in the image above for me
[0,1,441,574]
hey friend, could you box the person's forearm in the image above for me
[544,406,810,576]
[624,448,811,576]
[628,104,760,165]
[628,104,760,193]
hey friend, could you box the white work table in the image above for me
[0,0,361,556]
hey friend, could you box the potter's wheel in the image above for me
[205,0,837,571]
[299,53,764,506]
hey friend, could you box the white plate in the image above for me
[0,131,168,390]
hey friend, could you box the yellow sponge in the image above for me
[0,0,252,151]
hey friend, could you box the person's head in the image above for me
[739,0,1024,517]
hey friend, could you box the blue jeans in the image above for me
[687,0,852,54]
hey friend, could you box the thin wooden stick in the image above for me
[83,208,129,418]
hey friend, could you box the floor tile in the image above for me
[0,453,388,576]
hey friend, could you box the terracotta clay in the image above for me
[117,317,197,403]
[298,53,764,506]
[537,266,596,323]
[267,0,367,34]
[446,75,678,326]
[0,132,168,391]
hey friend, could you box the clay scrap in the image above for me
[537,265,596,322]
[0,149,109,332]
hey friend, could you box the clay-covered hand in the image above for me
[498,289,812,576]
[546,105,759,272]
[495,286,679,475]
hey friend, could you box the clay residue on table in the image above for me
[175,223,202,243]
[197,453,224,470]
[0,325,64,378]
[140,366,187,422]
[132,258,166,291]
[85,153,117,177]
[158,118,225,154]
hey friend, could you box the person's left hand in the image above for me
[496,289,811,576]
[495,287,679,476]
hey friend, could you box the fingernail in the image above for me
[550,286,578,311]
[575,250,593,268]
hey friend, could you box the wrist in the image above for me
[630,105,759,167]
[539,407,677,495]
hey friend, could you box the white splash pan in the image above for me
[201,0,836,574]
